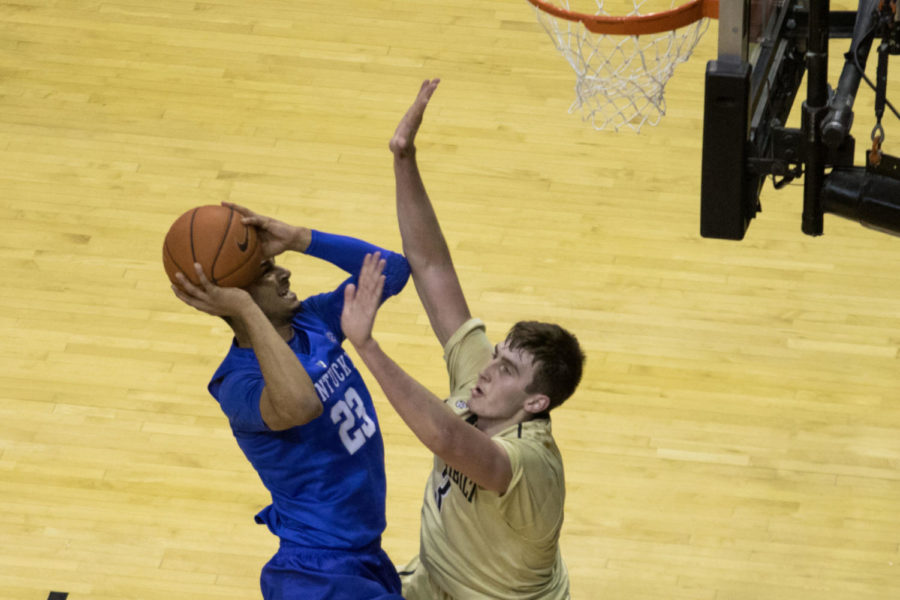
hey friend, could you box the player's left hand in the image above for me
[223,202,311,258]
[341,252,386,348]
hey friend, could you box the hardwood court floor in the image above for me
[1,1,899,599]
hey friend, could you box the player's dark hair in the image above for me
[504,321,585,415]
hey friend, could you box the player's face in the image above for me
[468,341,540,421]
[245,259,301,322]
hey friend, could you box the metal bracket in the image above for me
[866,151,900,179]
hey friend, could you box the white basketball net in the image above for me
[532,0,711,132]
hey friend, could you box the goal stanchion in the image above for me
[526,0,719,132]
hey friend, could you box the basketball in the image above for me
[163,205,265,288]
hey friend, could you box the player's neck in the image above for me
[231,318,294,348]
[474,412,531,438]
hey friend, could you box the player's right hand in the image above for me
[390,79,440,158]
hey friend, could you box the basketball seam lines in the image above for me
[211,208,257,284]
[188,208,198,277]
[208,207,234,285]
[215,247,256,280]
[164,242,189,283]
[176,206,256,287]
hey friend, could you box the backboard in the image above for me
[700,0,807,240]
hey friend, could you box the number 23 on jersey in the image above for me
[329,387,376,454]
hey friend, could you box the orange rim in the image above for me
[527,0,719,35]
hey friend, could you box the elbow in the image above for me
[305,396,324,420]
[399,246,452,278]
[265,390,322,431]
[400,243,430,271]
[383,254,412,297]
[297,391,323,423]
[291,378,324,422]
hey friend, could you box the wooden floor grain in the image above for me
[1,1,899,599]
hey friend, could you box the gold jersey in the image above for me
[400,319,570,600]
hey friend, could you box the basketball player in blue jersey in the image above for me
[171,202,408,600]
[341,81,585,599]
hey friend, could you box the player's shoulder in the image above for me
[443,318,490,355]
[292,309,344,351]
[504,417,557,443]
[215,342,258,372]
[499,420,563,468]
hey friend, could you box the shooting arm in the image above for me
[235,302,322,431]
[173,264,321,432]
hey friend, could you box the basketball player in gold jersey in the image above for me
[340,79,585,599]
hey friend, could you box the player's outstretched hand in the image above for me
[223,202,309,258]
[172,263,254,318]
[341,252,386,349]
[390,79,440,158]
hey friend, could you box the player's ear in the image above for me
[524,393,550,415]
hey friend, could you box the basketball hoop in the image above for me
[527,0,719,132]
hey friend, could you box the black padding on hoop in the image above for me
[701,60,753,240]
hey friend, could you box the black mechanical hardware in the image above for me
[701,0,900,239]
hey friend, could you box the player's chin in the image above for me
[271,293,300,315]
[285,296,301,312]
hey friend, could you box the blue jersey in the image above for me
[208,231,410,551]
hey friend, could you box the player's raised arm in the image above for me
[390,79,472,348]
[342,253,512,494]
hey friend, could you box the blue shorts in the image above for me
[260,539,403,600]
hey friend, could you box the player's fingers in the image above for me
[223,202,264,227]
[239,214,265,228]
[416,81,429,105]
[171,284,189,301]
[343,283,357,306]
[193,263,216,290]
[174,271,201,296]
[421,79,439,103]
[362,253,383,287]
[372,274,385,303]
[361,251,377,271]
[222,202,254,217]
[362,263,386,307]
[369,258,387,293]
[172,284,207,310]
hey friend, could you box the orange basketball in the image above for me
[163,205,265,288]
